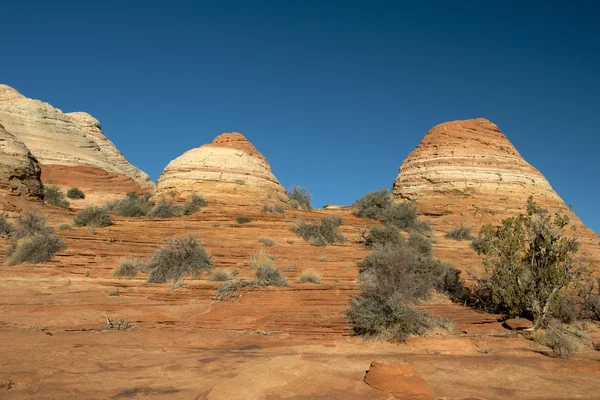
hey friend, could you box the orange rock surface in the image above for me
[392,118,600,274]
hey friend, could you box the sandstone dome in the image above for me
[0,84,153,197]
[392,118,600,272]
[0,122,43,198]
[154,132,286,204]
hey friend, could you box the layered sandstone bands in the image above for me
[392,118,600,272]
[0,84,153,195]
[0,123,43,198]
[155,133,286,204]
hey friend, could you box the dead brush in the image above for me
[100,312,135,331]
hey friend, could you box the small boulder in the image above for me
[364,361,433,400]
[504,318,533,330]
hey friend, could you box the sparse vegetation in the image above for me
[215,262,289,300]
[445,225,474,241]
[146,235,213,284]
[4,213,66,266]
[296,269,321,284]
[182,193,208,215]
[250,250,277,269]
[147,200,180,219]
[0,214,13,236]
[73,206,113,227]
[254,264,289,287]
[262,203,285,214]
[471,197,583,329]
[113,257,148,278]
[108,192,152,217]
[107,192,206,218]
[58,224,72,231]
[209,269,231,282]
[258,236,275,246]
[44,185,69,209]
[290,215,345,246]
[287,186,312,210]
[66,187,85,200]
[407,233,432,257]
[353,188,430,233]
[365,225,403,249]
[236,215,252,224]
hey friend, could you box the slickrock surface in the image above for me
[392,118,600,273]
[154,132,286,204]
[0,84,153,197]
[0,123,43,198]
[0,198,598,399]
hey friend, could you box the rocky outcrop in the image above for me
[0,123,43,198]
[154,132,286,204]
[0,84,153,196]
[392,118,600,272]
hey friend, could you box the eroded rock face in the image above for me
[154,132,286,204]
[0,84,153,196]
[0,122,43,198]
[392,118,600,273]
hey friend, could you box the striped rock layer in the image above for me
[0,84,153,197]
[0,122,43,198]
[154,133,286,204]
[392,118,600,273]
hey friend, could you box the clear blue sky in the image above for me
[2,1,599,234]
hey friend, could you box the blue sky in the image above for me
[2,1,599,234]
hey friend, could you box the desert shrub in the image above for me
[73,206,113,227]
[348,242,464,341]
[445,225,474,241]
[113,257,148,278]
[5,234,66,265]
[66,187,85,200]
[0,214,13,236]
[365,225,403,249]
[472,197,583,329]
[296,269,321,284]
[209,269,231,282]
[290,215,345,246]
[262,203,285,214]
[110,192,152,217]
[146,235,213,284]
[236,215,252,224]
[287,186,312,210]
[383,202,421,230]
[250,251,277,269]
[44,186,69,209]
[353,188,392,220]
[407,233,432,257]
[551,295,578,324]
[579,279,600,321]
[13,213,53,239]
[58,224,72,231]
[258,236,275,246]
[546,321,578,358]
[147,200,180,219]
[254,264,289,287]
[182,193,207,215]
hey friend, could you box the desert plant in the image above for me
[73,206,113,228]
[353,188,393,220]
[407,233,432,257]
[0,214,13,237]
[262,203,285,214]
[250,250,277,269]
[113,257,148,278]
[66,187,85,200]
[12,212,53,239]
[445,225,474,241]
[365,225,404,248]
[58,224,72,231]
[44,186,69,209]
[287,186,312,210]
[209,268,231,282]
[110,192,153,217]
[471,197,583,329]
[290,215,345,246]
[258,236,276,246]
[296,269,321,284]
[182,193,208,215]
[546,321,578,358]
[254,264,289,287]
[236,215,252,224]
[147,200,180,218]
[551,295,578,324]
[5,234,66,265]
[146,235,213,284]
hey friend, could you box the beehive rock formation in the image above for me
[154,132,286,204]
[0,122,43,198]
[392,118,600,272]
[0,84,153,197]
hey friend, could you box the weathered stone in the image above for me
[0,122,42,198]
[504,318,533,330]
[154,132,286,204]
[364,361,434,400]
[0,84,153,196]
